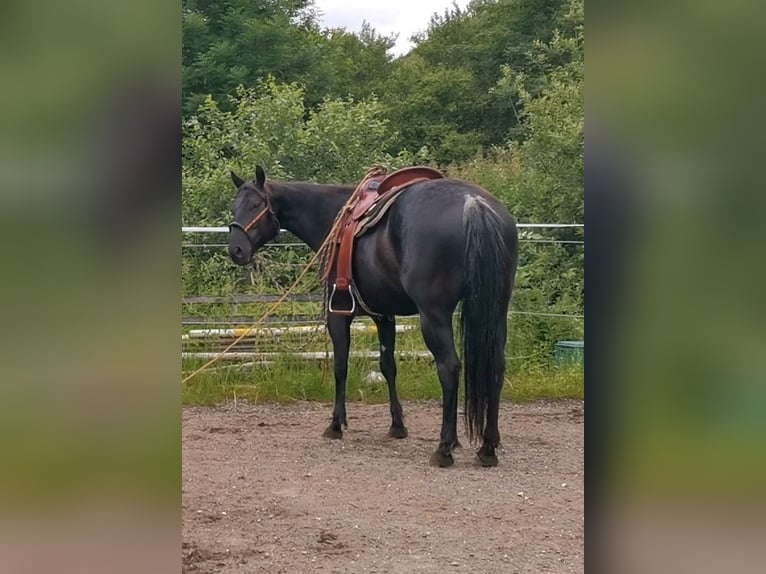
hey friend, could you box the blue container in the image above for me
[554,340,584,367]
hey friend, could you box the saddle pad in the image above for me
[354,183,416,237]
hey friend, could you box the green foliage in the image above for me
[307,22,395,107]
[182,0,396,116]
[502,0,584,224]
[182,79,431,296]
[378,56,485,164]
[182,0,576,165]
[182,0,321,115]
[379,0,568,161]
[183,78,430,222]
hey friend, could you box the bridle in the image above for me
[228,184,281,248]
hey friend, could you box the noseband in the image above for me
[229,186,281,248]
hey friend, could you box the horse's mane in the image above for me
[271,181,355,197]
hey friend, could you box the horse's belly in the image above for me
[352,265,417,316]
[351,223,422,315]
[359,292,419,316]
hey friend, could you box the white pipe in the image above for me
[182,226,229,233]
[183,324,415,338]
[182,226,288,233]
[181,351,432,360]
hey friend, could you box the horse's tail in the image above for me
[460,196,514,442]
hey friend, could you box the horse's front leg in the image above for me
[373,314,408,438]
[322,313,352,439]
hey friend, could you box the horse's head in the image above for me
[228,165,280,265]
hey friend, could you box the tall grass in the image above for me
[182,319,583,406]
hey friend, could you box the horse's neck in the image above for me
[270,182,353,252]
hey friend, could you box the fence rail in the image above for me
[182,223,584,363]
[182,223,584,233]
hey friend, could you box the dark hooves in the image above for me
[429,450,454,468]
[388,425,408,439]
[322,425,343,440]
[476,450,499,467]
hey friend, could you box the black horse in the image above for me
[228,166,518,467]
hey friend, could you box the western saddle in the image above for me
[326,165,444,315]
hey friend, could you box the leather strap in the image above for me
[335,221,356,291]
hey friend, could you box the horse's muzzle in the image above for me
[228,222,254,265]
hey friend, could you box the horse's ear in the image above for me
[255,165,266,187]
[231,170,245,189]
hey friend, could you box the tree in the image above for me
[379,55,481,164]
[183,0,320,115]
[307,22,395,107]
[503,0,584,224]
[379,0,568,163]
[182,1,396,116]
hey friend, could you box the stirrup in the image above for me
[328,283,356,315]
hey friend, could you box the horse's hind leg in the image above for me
[477,376,503,466]
[373,315,407,438]
[323,313,352,439]
[419,310,460,467]
[477,321,507,467]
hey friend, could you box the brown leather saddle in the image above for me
[328,166,444,315]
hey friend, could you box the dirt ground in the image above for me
[182,400,583,573]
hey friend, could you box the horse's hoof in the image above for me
[322,425,343,440]
[429,450,454,468]
[388,425,408,439]
[476,450,499,467]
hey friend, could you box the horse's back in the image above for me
[354,178,517,313]
[394,178,517,254]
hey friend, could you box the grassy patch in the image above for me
[502,365,583,402]
[182,355,582,406]
[182,315,584,405]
